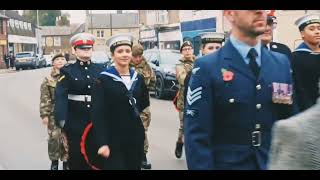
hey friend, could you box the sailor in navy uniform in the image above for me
[54,33,104,170]
[199,32,225,56]
[184,10,296,170]
[292,14,320,112]
[261,14,293,63]
[91,34,149,170]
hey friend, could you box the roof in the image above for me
[40,26,71,36]
[4,10,31,23]
[87,13,139,29]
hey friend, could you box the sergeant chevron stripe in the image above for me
[187,86,202,105]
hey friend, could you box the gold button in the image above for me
[80,62,84,66]
[255,124,261,129]
[85,67,88,70]
[75,78,78,80]
[88,85,91,88]
[229,98,235,103]
[87,75,90,78]
[87,105,90,108]
[256,84,261,90]
[256,104,261,109]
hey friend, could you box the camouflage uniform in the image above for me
[40,69,69,162]
[131,56,155,154]
[175,56,196,143]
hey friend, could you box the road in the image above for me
[0,68,187,170]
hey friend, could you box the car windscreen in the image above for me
[160,52,181,65]
[16,53,32,58]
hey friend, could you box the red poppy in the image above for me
[222,71,234,81]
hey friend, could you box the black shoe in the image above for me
[175,142,183,159]
[63,162,70,170]
[141,154,151,169]
[50,160,59,170]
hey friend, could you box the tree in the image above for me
[23,10,62,26]
[57,13,70,26]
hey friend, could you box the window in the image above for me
[54,36,61,46]
[28,23,31,30]
[97,30,100,37]
[100,30,104,38]
[0,20,3,34]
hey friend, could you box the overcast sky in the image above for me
[18,10,138,24]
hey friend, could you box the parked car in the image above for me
[15,51,39,70]
[37,54,47,68]
[91,51,112,68]
[143,49,181,99]
[43,54,53,67]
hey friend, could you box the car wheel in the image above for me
[155,76,165,99]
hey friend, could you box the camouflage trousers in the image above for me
[47,115,69,161]
[140,106,151,154]
[177,111,184,143]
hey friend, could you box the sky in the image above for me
[18,10,138,24]
[62,10,138,24]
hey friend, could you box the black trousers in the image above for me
[102,144,144,170]
[66,132,91,170]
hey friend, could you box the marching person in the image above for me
[184,10,296,170]
[199,32,225,56]
[91,34,149,170]
[174,41,196,159]
[40,53,69,170]
[292,14,320,112]
[260,13,293,62]
[130,44,155,169]
[54,33,104,170]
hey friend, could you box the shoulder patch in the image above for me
[58,75,65,82]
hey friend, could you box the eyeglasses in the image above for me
[182,47,193,51]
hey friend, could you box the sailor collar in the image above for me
[100,66,138,90]
[295,42,313,53]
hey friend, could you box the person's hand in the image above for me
[42,117,49,126]
[98,145,110,158]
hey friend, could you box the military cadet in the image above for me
[260,13,293,62]
[91,34,149,170]
[199,32,225,56]
[130,44,155,169]
[40,53,69,170]
[184,10,296,170]
[174,41,196,159]
[292,14,320,112]
[54,33,104,170]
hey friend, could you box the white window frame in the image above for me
[53,36,61,47]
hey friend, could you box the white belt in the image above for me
[68,94,91,102]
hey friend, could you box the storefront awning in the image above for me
[8,35,37,44]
